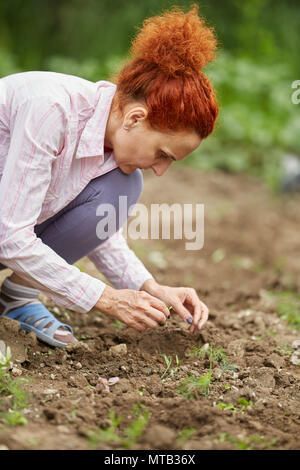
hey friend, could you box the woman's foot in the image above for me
[0,278,75,346]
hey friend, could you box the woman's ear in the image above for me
[123,106,148,129]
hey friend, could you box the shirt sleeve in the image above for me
[0,97,106,313]
[87,226,154,291]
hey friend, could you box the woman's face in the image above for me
[105,102,202,176]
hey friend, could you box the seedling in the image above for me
[215,433,277,450]
[217,402,238,413]
[88,409,123,447]
[177,371,213,398]
[0,346,29,426]
[188,344,236,372]
[160,354,173,381]
[123,408,150,449]
[274,343,293,357]
[237,398,253,413]
[217,398,253,415]
[171,355,184,378]
[176,427,196,447]
[87,405,151,449]
[113,319,125,329]
[160,354,184,381]
[3,410,27,426]
[269,290,300,330]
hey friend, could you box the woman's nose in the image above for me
[151,161,171,176]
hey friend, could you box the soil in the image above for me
[0,166,300,450]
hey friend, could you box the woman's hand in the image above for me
[95,285,170,332]
[140,279,209,334]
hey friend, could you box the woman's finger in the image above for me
[170,297,195,325]
[198,300,209,330]
[183,289,205,333]
[149,297,171,320]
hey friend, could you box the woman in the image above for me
[0,5,217,348]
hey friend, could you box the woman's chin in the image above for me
[119,165,137,175]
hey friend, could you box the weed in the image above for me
[3,410,27,426]
[176,427,196,447]
[177,371,213,398]
[0,346,29,427]
[217,403,238,413]
[269,291,300,330]
[160,354,183,381]
[160,354,172,381]
[87,405,151,449]
[217,398,253,415]
[274,343,294,357]
[113,319,125,329]
[88,409,123,447]
[215,433,277,450]
[169,355,184,379]
[238,398,253,413]
[188,344,237,372]
[212,249,226,263]
[26,438,39,446]
[123,409,150,449]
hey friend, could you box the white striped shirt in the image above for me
[0,71,153,313]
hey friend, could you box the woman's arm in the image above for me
[0,97,105,313]
[87,230,208,333]
[87,226,154,291]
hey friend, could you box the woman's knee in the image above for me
[90,167,143,207]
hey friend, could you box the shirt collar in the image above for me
[76,80,117,159]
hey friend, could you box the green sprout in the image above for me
[268,291,300,330]
[177,371,213,399]
[215,433,277,450]
[187,344,236,372]
[87,405,151,449]
[3,410,28,426]
[123,409,150,449]
[176,427,196,447]
[88,409,123,447]
[217,398,253,415]
[160,354,173,381]
[0,346,29,427]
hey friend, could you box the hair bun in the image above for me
[130,4,217,77]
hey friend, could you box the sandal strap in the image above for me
[4,303,73,336]
[0,296,37,316]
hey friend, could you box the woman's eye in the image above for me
[159,152,169,160]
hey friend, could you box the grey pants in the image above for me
[0,167,143,270]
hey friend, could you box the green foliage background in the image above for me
[0,0,299,188]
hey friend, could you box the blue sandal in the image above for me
[0,301,76,348]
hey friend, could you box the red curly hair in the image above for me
[111,4,218,139]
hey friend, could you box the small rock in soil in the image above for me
[291,339,300,350]
[43,388,58,395]
[11,367,22,376]
[290,351,300,365]
[75,362,82,369]
[109,343,127,356]
[213,368,223,379]
[0,340,7,356]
